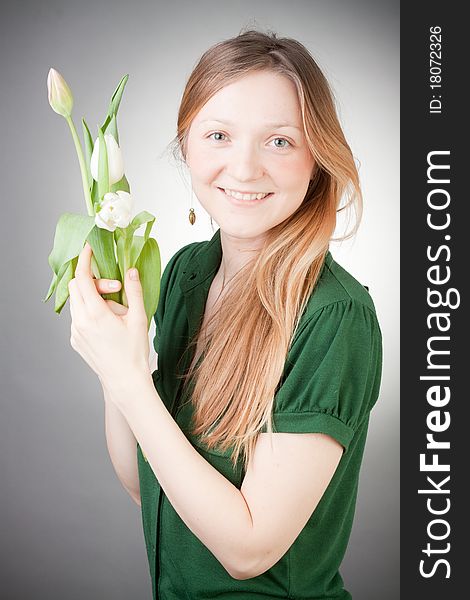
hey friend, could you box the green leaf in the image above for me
[86,225,120,278]
[54,256,78,314]
[127,215,156,266]
[43,260,69,302]
[115,227,133,282]
[44,272,58,303]
[82,118,93,190]
[97,127,109,202]
[86,226,121,302]
[105,113,119,145]
[114,227,123,243]
[135,237,161,330]
[129,211,155,236]
[143,217,155,243]
[91,179,100,208]
[110,173,130,194]
[45,213,96,312]
[101,74,129,132]
[47,213,96,276]
[129,235,146,267]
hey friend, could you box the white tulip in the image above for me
[47,68,74,118]
[90,133,125,185]
[94,191,134,232]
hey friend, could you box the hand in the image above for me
[94,279,128,316]
[68,242,150,395]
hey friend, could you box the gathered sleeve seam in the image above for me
[293,298,380,345]
[268,409,356,453]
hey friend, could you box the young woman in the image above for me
[68,30,383,600]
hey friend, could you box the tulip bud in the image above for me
[47,68,74,117]
[94,191,134,232]
[90,133,125,185]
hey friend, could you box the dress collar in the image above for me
[179,228,223,294]
[179,227,333,295]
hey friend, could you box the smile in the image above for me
[218,187,274,204]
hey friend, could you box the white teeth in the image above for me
[223,188,269,201]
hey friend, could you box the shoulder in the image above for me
[290,253,383,357]
[159,240,204,290]
[154,239,201,310]
[269,255,384,442]
[304,252,378,320]
[163,240,202,275]
[162,234,220,277]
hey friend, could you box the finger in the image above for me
[68,276,84,303]
[75,242,108,316]
[68,277,84,321]
[123,267,147,325]
[95,278,122,295]
[75,241,94,278]
[104,299,128,316]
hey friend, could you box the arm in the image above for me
[104,390,141,507]
[103,354,157,507]
[238,431,343,578]
[105,372,343,580]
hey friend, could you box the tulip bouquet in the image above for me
[43,68,160,330]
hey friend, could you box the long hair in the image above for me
[170,28,363,473]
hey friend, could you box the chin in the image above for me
[218,220,270,240]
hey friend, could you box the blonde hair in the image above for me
[170,28,363,473]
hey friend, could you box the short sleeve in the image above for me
[265,299,383,453]
[153,242,199,355]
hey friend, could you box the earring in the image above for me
[189,187,196,225]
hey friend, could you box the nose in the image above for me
[227,140,265,183]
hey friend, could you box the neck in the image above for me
[218,228,265,281]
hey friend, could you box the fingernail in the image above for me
[130,268,139,281]
[109,280,120,289]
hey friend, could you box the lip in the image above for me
[217,187,273,206]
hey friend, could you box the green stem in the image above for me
[121,231,132,307]
[65,115,94,217]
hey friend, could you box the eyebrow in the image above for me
[198,118,302,131]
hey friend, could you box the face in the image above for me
[185,70,315,240]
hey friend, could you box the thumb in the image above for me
[125,268,146,322]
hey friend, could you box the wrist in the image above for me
[102,367,154,411]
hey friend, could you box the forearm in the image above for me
[105,372,254,579]
[104,387,140,503]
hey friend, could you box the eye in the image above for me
[207,131,227,142]
[271,137,291,149]
[206,132,292,148]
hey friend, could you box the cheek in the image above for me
[271,149,314,185]
[276,160,310,189]
[187,144,220,181]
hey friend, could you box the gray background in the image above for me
[1,1,399,598]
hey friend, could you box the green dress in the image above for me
[137,227,383,599]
